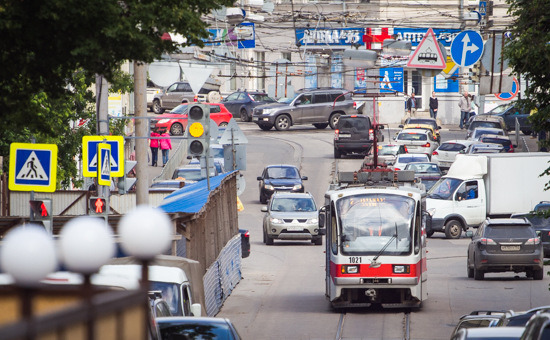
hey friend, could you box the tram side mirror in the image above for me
[318,206,327,228]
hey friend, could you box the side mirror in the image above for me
[513,144,517,148]
[398,124,404,128]
[257,176,263,181]
[465,231,473,238]
[318,206,327,228]
[190,303,202,317]
[261,206,268,212]
[437,126,442,129]
[302,176,308,180]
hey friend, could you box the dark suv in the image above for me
[252,88,357,131]
[257,164,307,204]
[482,102,533,135]
[333,115,374,158]
[221,90,276,122]
[466,218,544,280]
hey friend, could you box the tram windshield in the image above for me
[336,194,415,256]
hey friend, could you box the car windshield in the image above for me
[378,145,399,155]
[251,93,276,102]
[150,281,182,316]
[438,143,467,152]
[474,129,503,138]
[397,133,427,141]
[173,169,203,181]
[427,177,463,200]
[405,163,440,173]
[159,321,233,339]
[470,121,501,130]
[266,167,299,179]
[481,138,511,147]
[485,226,534,239]
[337,194,414,256]
[278,95,298,104]
[488,103,514,114]
[171,104,189,114]
[271,197,316,212]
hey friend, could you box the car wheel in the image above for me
[275,115,291,131]
[262,228,267,244]
[474,265,484,280]
[467,257,474,278]
[313,123,328,129]
[533,268,544,280]
[426,230,434,238]
[219,122,228,127]
[265,232,274,245]
[259,124,273,131]
[170,123,184,136]
[444,219,462,239]
[329,113,342,129]
[313,236,323,245]
[260,192,266,204]
[521,129,532,136]
[153,100,164,115]
[334,148,342,159]
[240,108,250,122]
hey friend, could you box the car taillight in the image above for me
[353,101,357,109]
[334,129,339,140]
[404,146,408,153]
[432,150,439,156]
[193,95,198,102]
[527,238,541,245]
[394,168,401,170]
[421,142,431,148]
[481,238,496,245]
[509,145,514,152]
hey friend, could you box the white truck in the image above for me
[426,153,550,239]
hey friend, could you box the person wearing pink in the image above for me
[149,128,160,166]
[159,130,172,166]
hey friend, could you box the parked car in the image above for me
[239,229,250,258]
[147,80,162,112]
[156,317,242,340]
[252,88,357,131]
[510,212,550,257]
[151,103,233,135]
[463,142,505,154]
[479,134,515,152]
[466,218,544,280]
[261,192,322,245]
[152,79,221,114]
[367,142,408,166]
[466,115,507,139]
[505,306,550,327]
[400,117,442,143]
[393,128,439,159]
[257,164,307,204]
[172,165,218,182]
[468,127,507,141]
[221,90,277,122]
[391,153,430,171]
[481,102,533,135]
[403,162,442,191]
[431,140,476,170]
[451,326,525,340]
[451,310,515,338]
[333,114,376,159]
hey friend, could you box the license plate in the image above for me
[501,245,520,251]
[338,133,351,138]
[252,117,259,121]
[286,226,303,231]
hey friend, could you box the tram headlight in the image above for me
[341,265,359,274]
[393,265,410,274]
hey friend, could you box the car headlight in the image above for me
[293,184,303,190]
[262,108,277,115]
[307,218,319,224]
[159,119,170,124]
[264,184,274,190]
[270,217,284,224]
[427,208,435,216]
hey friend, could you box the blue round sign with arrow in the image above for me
[450,30,484,67]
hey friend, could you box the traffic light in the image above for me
[469,63,481,83]
[30,199,53,233]
[117,160,137,194]
[89,197,108,215]
[186,103,210,157]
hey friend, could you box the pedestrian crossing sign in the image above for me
[82,136,124,177]
[97,143,111,186]
[9,143,58,192]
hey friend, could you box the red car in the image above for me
[151,103,233,135]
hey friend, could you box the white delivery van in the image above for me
[426,153,550,239]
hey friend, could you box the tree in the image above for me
[0,0,233,187]
[504,0,550,155]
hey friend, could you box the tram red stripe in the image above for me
[330,259,423,278]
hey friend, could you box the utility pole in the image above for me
[134,61,149,206]
[96,75,110,222]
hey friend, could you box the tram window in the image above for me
[414,204,420,254]
[331,212,338,255]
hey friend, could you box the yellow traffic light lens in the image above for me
[189,122,204,138]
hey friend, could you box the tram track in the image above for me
[334,311,412,340]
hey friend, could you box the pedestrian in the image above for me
[458,90,471,129]
[150,128,160,167]
[429,91,438,120]
[159,129,172,166]
[407,92,417,118]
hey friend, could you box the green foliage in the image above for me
[504,0,550,153]
[0,0,233,189]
